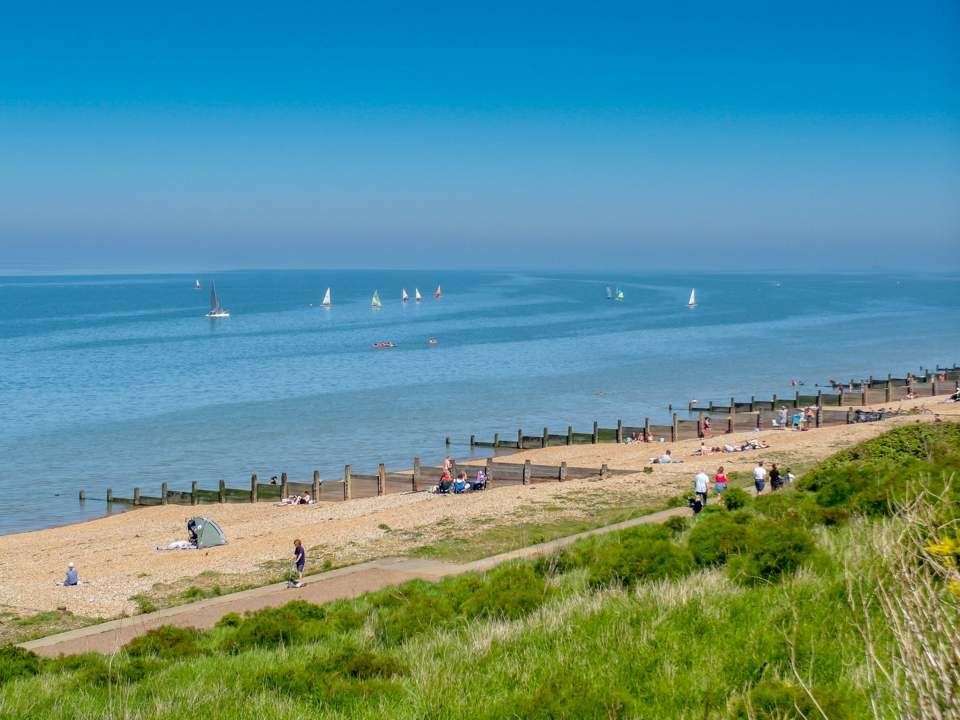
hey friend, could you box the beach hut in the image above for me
[190,517,227,548]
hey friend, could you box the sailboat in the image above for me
[615,288,624,302]
[606,286,613,300]
[194,279,201,290]
[414,288,422,303]
[371,291,382,309]
[687,288,697,308]
[401,288,409,303]
[206,282,230,318]
[321,287,332,308]
[434,285,442,300]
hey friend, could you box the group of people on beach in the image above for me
[688,460,794,514]
[434,456,487,494]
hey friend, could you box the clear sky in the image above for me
[1,1,958,272]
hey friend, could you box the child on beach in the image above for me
[714,466,728,494]
[292,539,305,588]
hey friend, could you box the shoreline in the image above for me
[1,393,957,623]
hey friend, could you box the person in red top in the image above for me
[713,466,728,494]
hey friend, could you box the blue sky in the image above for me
[1,1,958,272]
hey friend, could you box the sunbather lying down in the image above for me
[278,492,313,506]
[157,540,196,551]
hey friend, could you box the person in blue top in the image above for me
[292,539,305,588]
[63,562,79,586]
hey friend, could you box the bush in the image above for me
[75,655,160,686]
[216,612,242,628]
[505,672,635,719]
[221,605,304,653]
[662,515,689,535]
[461,564,548,620]
[124,625,203,659]
[0,646,40,685]
[723,487,750,510]
[688,512,749,567]
[728,519,815,586]
[730,679,854,720]
[327,647,408,679]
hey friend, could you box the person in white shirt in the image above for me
[693,470,709,506]
[753,461,767,494]
[659,449,673,464]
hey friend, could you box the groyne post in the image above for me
[106,488,113,504]
[567,425,573,445]
[885,381,892,403]
[78,490,85,503]
[750,395,756,412]
[644,417,650,441]
[794,391,800,408]
[616,419,623,444]
[815,407,822,428]
[280,472,288,499]
[250,474,258,503]
[518,428,523,448]
[412,457,421,491]
[485,457,494,487]
[559,461,568,482]
[493,432,500,449]
[469,434,475,450]
[542,427,549,448]
[932,380,939,396]
[312,471,320,500]
[600,463,609,480]
[133,487,141,506]
[161,482,168,506]
[190,481,198,506]
[522,460,531,485]
[772,393,778,409]
[377,464,386,496]
[816,390,822,408]
[218,479,225,503]
[592,421,599,444]
[861,388,867,406]
[671,413,678,443]
[343,465,352,500]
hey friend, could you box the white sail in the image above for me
[615,288,624,301]
[414,288,422,302]
[687,288,697,307]
[321,287,332,307]
[401,288,409,302]
[606,286,613,299]
[194,279,201,290]
[207,282,230,317]
[434,285,442,299]
[371,290,382,308]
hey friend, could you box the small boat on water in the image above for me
[414,288,423,303]
[401,288,409,303]
[206,282,230,318]
[434,285,442,300]
[606,286,613,300]
[320,287,332,307]
[371,291,382,309]
[194,279,202,290]
[372,340,396,350]
[427,337,438,346]
[687,288,697,308]
[615,288,624,301]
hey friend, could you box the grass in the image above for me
[0,610,102,647]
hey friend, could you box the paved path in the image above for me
[22,506,685,657]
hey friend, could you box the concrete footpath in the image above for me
[21,506,684,657]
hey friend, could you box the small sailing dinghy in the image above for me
[194,279,202,290]
[687,288,697,308]
[434,285,442,299]
[414,288,422,303]
[206,282,230,318]
[401,288,409,303]
[372,340,396,349]
[371,291,382,309]
[321,287,332,307]
[615,288,624,302]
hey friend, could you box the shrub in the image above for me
[688,512,749,567]
[723,487,750,510]
[730,679,854,720]
[124,625,203,659]
[662,515,689,535]
[461,564,548,620]
[75,655,160,686]
[754,490,829,526]
[728,519,815,586]
[503,672,635,719]
[221,605,304,653]
[216,612,242,628]
[326,647,408,679]
[0,646,40,685]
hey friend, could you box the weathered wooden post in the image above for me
[312,470,321,500]
[218,479,226,503]
[106,488,113,504]
[281,473,288,499]
[755,411,761,431]
[78,489,85,502]
[600,463,609,480]
[133,487,141,506]
[190,481,198,506]
[559,461,567,482]
[771,393,778,410]
[343,465,352,500]
[161,482,168,505]
[932,379,939,396]
[671,413,678,442]
[750,395,756,412]
[727,414,733,433]
[816,390,823,408]
[469,434,475,450]
[493,432,500,449]
[412,457,421,491]
[377,464,386,496]
[616,419,623,444]
[861,387,867,406]
[794,390,800,408]
[643,417,650,441]
[567,425,573,445]
[846,408,853,424]
[839,388,846,406]
[696,419,703,438]
[592,421,599,444]
[250,473,258,503]
[542,427,549,448]
[885,381,892,403]
[485,457,494,487]
[445,436,451,446]
[517,428,523,448]
[522,460,531,485]
[815,407,822,428]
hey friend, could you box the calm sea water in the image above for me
[1,270,958,534]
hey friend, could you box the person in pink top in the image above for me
[714,466,729,494]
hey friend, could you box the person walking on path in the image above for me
[693,470,709,508]
[753,461,767,494]
[292,539,306,588]
[713,466,728,494]
[769,463,783,491]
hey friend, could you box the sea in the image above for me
[1,269,958,534]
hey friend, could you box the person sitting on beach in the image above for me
[453,471,468,494]
[298,491,311,505]
[187,518,198,544]
[702,416,712,437]
[63,562,79,586]
[658,449,673,464]
[437,469,453,494]
[472,469,487,491]
[905,388,917,400]
[693,442,709,456]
